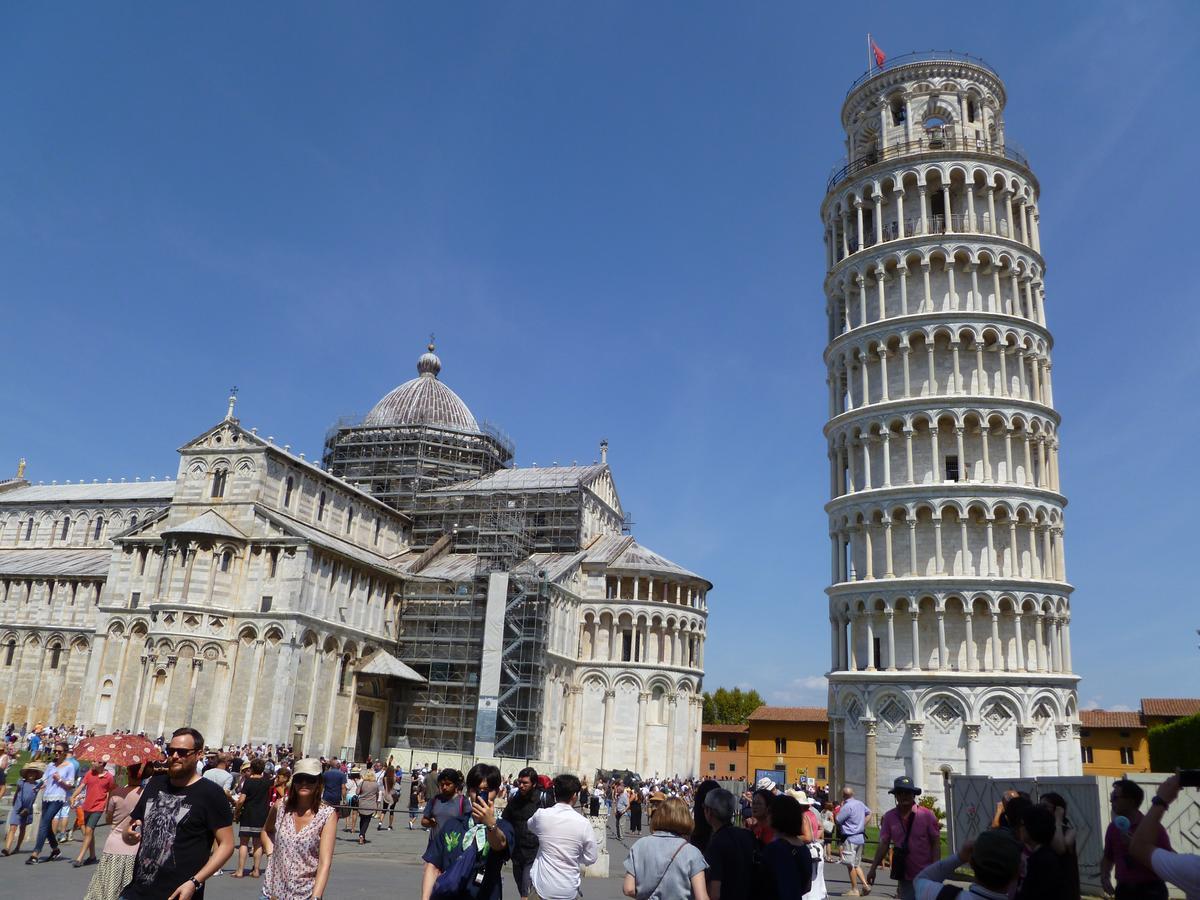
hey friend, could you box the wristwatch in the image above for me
[1151,796,1170,809]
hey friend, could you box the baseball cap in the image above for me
[292,758,323,778]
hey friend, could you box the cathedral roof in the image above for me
[357,648,426,682]
[426,464,608,495]
[162,510,245,540]
[0,548,112,578]
[605,539,706,583]
[0,481,174,504]
[362,343,480,432]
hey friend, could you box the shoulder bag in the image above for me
[889,809,917,881]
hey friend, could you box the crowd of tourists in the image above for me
[4,720,1200,899]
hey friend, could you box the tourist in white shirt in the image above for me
[1131,774,1200,899]
[26,741,76,864]
[528,774,599,900]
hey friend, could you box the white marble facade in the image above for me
[820,53,1080,812]
[0,408,710,776]
[539,540,709,779]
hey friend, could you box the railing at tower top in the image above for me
[844,50,1000,95]
[826,132,1031,193]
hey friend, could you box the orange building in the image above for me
[746,706,830,788]
[701,724,749,780]
[1079,710,1150,776]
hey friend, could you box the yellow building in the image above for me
[1079,710,1150,776]
[746,706,830,788]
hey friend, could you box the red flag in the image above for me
[871,38,886,69]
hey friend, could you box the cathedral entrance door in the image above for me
[355,710,374,762]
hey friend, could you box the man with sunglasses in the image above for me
[121,727,234,900]
[25,740,76,864]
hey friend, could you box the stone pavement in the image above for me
[0,817,900,898]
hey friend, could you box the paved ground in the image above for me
[0,817,902,898]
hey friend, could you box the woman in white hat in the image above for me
[261,758,338,900]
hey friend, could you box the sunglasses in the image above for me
[165,747,199,758]
[292,775,319,786]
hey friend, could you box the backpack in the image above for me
[430,836,479,898]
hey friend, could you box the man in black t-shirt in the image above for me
[702,787,757,900]
[121,727,234,900]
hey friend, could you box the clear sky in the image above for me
[3,2,1197,713]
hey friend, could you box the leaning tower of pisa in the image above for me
[819,51,1081,812]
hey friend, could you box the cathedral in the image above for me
[0,345,709,777]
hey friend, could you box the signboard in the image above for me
[755,768,787,788]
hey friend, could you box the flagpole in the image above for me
[867,33,872,72]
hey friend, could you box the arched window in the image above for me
[60,517,70,540]
[49,643,62,669]
[211,468,228,498]
[346,507,354,535]
[24,519,33,541]
[220,550,233,573]
[338,654,351,692]
[93,517,104,541]
[967,99,976,123]
[317,492,326,521]
[130,513,139,528]
[3,640,14,666]
[283,476,294,508]
[373,518,381,545]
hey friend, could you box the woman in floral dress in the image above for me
[82,763,144,900]
[261,759,338,900]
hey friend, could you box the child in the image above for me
[2,764,43,856]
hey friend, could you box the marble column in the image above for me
[600,689,616,769]
[864,719,878,810]
[909,721,925,785]
[665,693,679,776]
[965,724,981,775]
[1018,726,1036,777]
[634,691,649,774]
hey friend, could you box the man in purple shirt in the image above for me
[868,776,941,900]
[1102,778,1170,899]
[836,786,872,896]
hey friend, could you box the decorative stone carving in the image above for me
[929,698,963,733]
[879,697,907,732]
[982,702,1014,735]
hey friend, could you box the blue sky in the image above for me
[3,2,1197,712]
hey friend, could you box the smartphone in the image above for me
[1179,770,1200,788]
[478,789,490,804]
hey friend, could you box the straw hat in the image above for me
[20,761,45,779]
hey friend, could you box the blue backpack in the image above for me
[431,837,480,898]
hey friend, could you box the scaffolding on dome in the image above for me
[322,417,514,515]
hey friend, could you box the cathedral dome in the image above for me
[362,344,480,432]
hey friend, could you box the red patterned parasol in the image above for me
[72,733,163,767]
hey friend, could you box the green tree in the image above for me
[702,687,765,724]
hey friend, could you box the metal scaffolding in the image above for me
[494,563,549,760]
[322,418,513,514]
